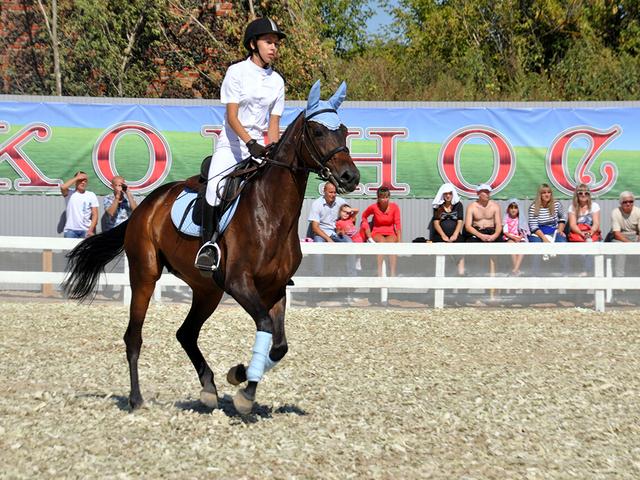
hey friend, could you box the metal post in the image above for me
[594,254,605,312]
[434,255,445,308]
[605,257,613,303]
[381,259,388,304]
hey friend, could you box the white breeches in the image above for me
[205,146,242,206]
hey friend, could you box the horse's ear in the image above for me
[328,81,347,110]
[306,80,321,112]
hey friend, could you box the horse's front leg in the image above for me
[229,288,288,415]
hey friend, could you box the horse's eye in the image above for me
[314,129,324,137]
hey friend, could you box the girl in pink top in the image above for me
[362,186,402,276]
[502,198,529,276]
[335,204,364,243]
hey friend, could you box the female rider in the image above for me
[196,17,286,271]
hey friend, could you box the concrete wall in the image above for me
[0,194,622,241]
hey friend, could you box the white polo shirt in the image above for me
[308,196,347,236]
[217,58,285,159]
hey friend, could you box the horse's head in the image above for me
[300,80,360,194]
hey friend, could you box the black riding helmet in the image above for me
[243,17,286,53]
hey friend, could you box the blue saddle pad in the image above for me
[171,189,240,237]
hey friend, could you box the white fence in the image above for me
[0,236,638,311]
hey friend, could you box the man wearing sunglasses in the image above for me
[610,191,640,277]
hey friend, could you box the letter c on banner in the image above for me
[546,125,620,196]
[93,122,172,193]
[438,126,515,197]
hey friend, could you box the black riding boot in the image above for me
[195,202,220,271]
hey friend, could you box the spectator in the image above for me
[610,191,640,277]
[431,183,465,276]
[527,183,568,273]
[336,204,364,243]
[567,184,601,276]
[464,184,502,275]
[464,184,502,242]
[527,183,567,243]
[60,171,99,238]
[308,182,353,275]
[103,175,137,231]
[362,186,402,276]
[502,198,529,276]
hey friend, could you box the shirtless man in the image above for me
[465,184,502,242]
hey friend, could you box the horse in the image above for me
[62,81,360,414]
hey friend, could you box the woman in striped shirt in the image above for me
[527,183,567,243]
[527,183,569,273]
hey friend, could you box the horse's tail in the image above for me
[62,221,128,301]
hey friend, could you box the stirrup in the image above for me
[195,241,221,271]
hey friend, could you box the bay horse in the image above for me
[62,81,360,414]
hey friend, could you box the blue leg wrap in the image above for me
[246,331,278,382]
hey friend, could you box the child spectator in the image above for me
[336,204,364,243]
[502,199,529,276]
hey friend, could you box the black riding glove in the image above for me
[246,139,267,159]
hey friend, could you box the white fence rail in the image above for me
[0,237,638,311]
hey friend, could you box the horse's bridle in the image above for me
[262,109,351,190]
[299,108,350,182]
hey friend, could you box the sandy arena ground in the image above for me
[1,301,639,479]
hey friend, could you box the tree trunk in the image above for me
[36,0,62,95]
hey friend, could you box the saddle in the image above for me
[188,155,265,228]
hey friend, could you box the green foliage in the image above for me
[2,0,640,100]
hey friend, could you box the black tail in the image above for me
[62,221,128,301]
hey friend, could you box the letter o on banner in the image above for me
[93,122,172,193]
[438,126,515,197]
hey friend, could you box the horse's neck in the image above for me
[259,129,309,223]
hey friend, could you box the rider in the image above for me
[195,17,286,271]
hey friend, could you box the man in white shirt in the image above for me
[60,171,99,238]
[308,182,347,242]
[308,182,354,276]
[611,191,640,276]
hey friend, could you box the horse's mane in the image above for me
[269,110,305,160]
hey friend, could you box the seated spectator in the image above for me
[464,184,502,242]
[362,186,402,276]
[431,183,465,275]
[610,191,640,277]
[60,171,99,238]
[567,184,601,242]
[335,204,364,243]
[464,184,502,275]
[502,198,529,276]
[307,182,355,276]
[567,184,601,276]
[527,183,569,273]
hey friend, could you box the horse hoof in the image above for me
[129,397,144,412]
[227,364,247,386]
[233,389,254,415]
[200,389,218,409]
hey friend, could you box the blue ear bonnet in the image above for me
[305,80,347,130]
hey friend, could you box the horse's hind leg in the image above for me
[124,277,158,411]
[176,288,223,408]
